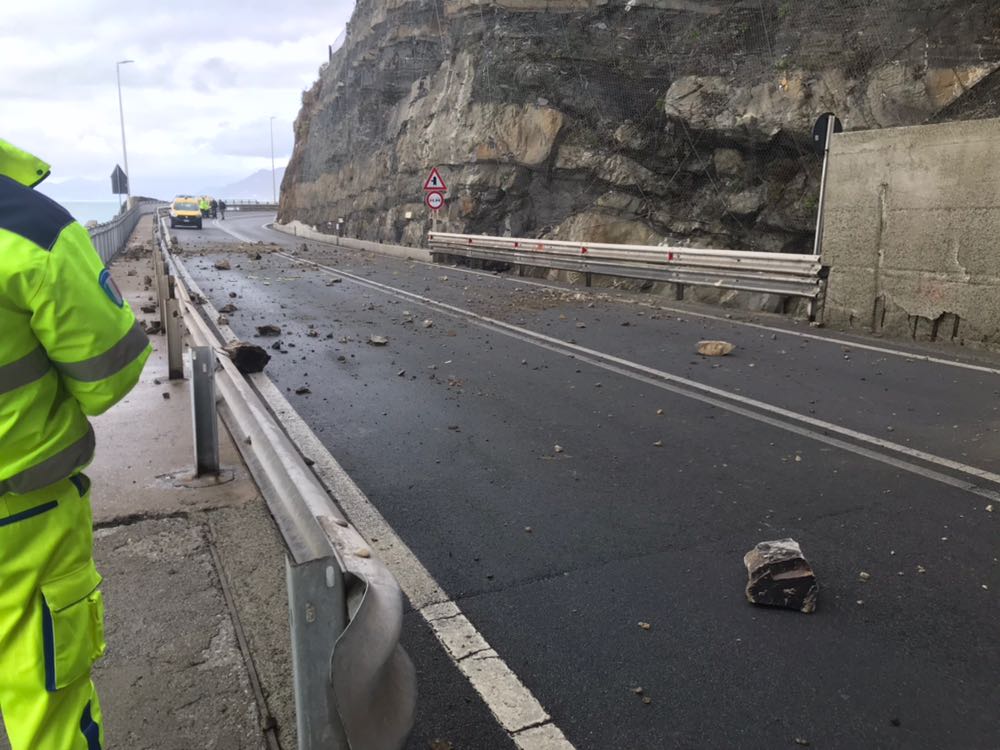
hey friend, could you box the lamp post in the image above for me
[269,116,276,203]
[116,59,134,204]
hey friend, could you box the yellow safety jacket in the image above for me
[0,139,151,495]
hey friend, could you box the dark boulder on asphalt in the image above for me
[744,538,818,614]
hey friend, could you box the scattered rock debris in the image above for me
[653,440,663,447]
[638,621,651,630]
[223,342,270,374]
[140,304,157,314]
[422,319,434,329]
[744,539,818,614]
[554,445,564,454]
[326,278,342,285]
[368,335,389,346]
[143,320,163,336]
[294,386,311,395]
[256,324,282,337]
[217,315,229,326]
[213,259,231,270]
[219,303,237,314]
[161,392,170,400]
[859,571,871,581]
[307,329,319,338]
[656,408,664,415]
[696,340,735,356]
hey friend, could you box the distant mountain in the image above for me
[204,168,286,201]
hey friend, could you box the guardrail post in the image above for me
[287,557,349,750]
[190,346,220,476]
[166,276,183,380]
[156,248,168,331]
[585,271,592,287]
[675,283,685,301]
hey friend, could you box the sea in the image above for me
[56,200,127,225]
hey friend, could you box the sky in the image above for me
[2,0,354,199]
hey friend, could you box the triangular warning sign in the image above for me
[423,167,447,192]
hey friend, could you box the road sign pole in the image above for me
[812,113,838,257]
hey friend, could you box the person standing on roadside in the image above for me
[218,199,226,220]
[0,138,151,750]
[198,196,210,217]
[210,198,218,219]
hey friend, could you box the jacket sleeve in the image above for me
[27,221,151,416]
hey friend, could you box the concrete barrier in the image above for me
[822,118,1000,348]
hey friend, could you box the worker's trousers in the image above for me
[0,474,106,749]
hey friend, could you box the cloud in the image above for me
[1,0,354,197]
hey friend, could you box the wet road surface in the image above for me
[173,213,999,750]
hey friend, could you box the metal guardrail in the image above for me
[152,217,415,750]
[428,231,828,318]
[221,199,279,212]
[87,199,165,265]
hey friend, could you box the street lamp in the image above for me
[269,116,276,203]
[116,59,134,204]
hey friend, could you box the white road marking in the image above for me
[410,265,1000,376]
[273,227,1000,376]
[275,250,1000,498]
[212,219,256,243]
[249,369,575,747]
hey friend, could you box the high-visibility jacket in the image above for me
[0,139,151,495]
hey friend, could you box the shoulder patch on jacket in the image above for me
[0,175,75,251]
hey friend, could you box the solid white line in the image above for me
[250,370,575,747]
[406,262,1000,376]
[171,245,574,746]
[268,226,1000,376]
[276,250,1000,494]
[212,219,256,243]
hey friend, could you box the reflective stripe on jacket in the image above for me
[0,140,151,495]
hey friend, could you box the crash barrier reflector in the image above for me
[87,199,165,265]
[428,231,829,319]
[154,216,416,750]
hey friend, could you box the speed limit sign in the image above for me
[425,191,444,211]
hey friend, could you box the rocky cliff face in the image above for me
[280,0,1000,253]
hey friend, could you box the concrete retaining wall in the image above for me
[822,118,1000,348]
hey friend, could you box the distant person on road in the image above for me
[218,199,227,220]
[210,198,218,219]
[0,138,151,749]
[199,196,210,217]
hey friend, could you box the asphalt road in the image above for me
[175,213,998,750]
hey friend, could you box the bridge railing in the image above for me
[88,199,166,265]
[152,216,416,750]
[428,231,828,318]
